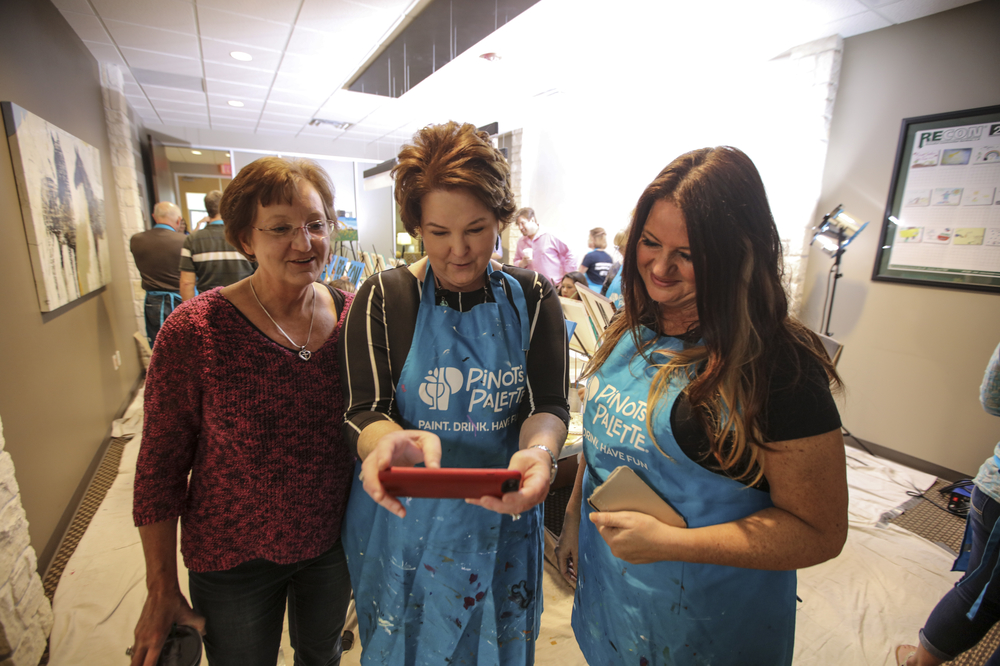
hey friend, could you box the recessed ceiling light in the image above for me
[479,52,501,62]
[227,100,245,107]
[191,150,202,155]
[225,153,230,157]
[230,51,252,62]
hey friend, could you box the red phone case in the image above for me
[377,467,522,499]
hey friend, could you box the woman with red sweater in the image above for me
[130,157,355,666]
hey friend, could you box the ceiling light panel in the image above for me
[200,38,281,70]
[90,0,197,34]
[196,6,293,51]
[203,61,276,86]
[349,0,540,98]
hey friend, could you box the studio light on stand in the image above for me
[811,204,868,337]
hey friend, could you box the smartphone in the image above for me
[588,466,687,528]
[378,467,522,499]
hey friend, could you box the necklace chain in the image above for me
[249,277,316,361]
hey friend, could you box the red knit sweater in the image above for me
[133,288,355,573]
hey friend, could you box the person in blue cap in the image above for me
[556,146,849,665]
[338,121,570,666]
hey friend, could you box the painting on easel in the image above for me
[2,101,110,312]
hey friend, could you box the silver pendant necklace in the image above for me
[249,277,316,361]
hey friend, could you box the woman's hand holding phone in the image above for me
[361,429,442,518]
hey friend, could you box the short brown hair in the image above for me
[204,190,223,218]
[515,207,535,223]
[589,227,607,249]
[392,121,514,235]
[220,157,336,259]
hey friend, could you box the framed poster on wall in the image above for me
[872,105,1000,293]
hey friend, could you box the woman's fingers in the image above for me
[361,430,443,518]
[469,449,550,514]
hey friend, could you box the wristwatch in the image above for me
[530,444,558,485]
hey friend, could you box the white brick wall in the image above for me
[0,415,53,665]
[101,63,148,337]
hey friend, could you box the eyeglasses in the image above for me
[253,220,334,239]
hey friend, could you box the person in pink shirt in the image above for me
[512,207,577,285]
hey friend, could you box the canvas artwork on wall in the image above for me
[2,101,110,312]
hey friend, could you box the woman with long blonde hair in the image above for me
[556,146,848,665]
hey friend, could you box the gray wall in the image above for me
[801,0,1000,476]
[0,0,143,571]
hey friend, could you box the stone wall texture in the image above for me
[0,415,53,665]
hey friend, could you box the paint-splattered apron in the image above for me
[572,328,796,666]
[342,263,543,666]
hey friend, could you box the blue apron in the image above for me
[572,328,796,666]
[342,263,543,666]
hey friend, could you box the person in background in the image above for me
[130,202,185,346]
[602,225,630,307]
[179,189,255,301]
[578,227,613,291]
[329,278,356,294]
[130,157,355,666]
[559,271,588,300]
[894,342,1000,666]
[556,146,847,665]
[339,121,569,666]
[513,207,577,286]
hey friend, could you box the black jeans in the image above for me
[188,541,352,666]
[920,487,1000,664]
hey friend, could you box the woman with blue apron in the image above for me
[557,146,848,665]
[339,121,570,666]
[572,332,795,665]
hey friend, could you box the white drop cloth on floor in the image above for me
[48,390,963,665]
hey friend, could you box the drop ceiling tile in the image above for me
[158,109,210,121]
[196,6,292,51]
[120,47,202,77]
[264,99,318,117]
[81,41,129,68]
[52,0,95,13]
[208,101,266,116]
[124,82,145,96]
[796,0,871,21]
[266,87,333,108]
[875,0,980,23]
[126,95,155,110]
[277,53,352,87]
[260,109,312,123]
[150,99,209,113]
[209,116,259,128]
[255,125,298,136]
[104,20,201,58]
[200,38,283,71]
[205,79,270,100]
[819,10,892,37]
[142,85,209,104]
[90,0,197,35]
[60,11,113,44]
[197,0,301,25]
[203,61,276,86]
[257,120,305,131]
[316,89,388,124]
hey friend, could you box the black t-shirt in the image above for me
[667,338,841,490]
[339,265,570,454]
